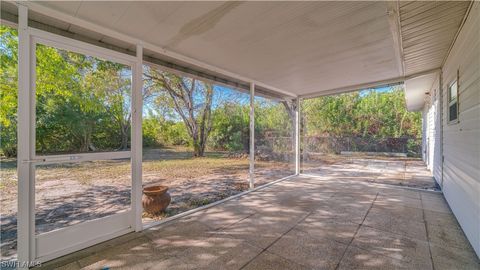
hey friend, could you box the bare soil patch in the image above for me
[0,148,293,260]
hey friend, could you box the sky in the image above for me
[212,84,397,102]
[358,85,396,96]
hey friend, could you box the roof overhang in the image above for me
[404,72,438,111]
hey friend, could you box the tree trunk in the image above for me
[145,71,214,158]
[120,122,129,150]
[80,130,90,152]
[193,138,205,157]
[121,131,128,149]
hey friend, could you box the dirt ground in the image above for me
[0,147,294,261]
[0,150,435,261]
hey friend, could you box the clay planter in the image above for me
[142,185,171,214]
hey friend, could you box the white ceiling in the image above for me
[29,1,402,97]
[7,1,470,98]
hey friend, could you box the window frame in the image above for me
[447,71,459,124]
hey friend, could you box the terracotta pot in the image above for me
[142,185,171,214]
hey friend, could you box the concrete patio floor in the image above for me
[39,169,479,269]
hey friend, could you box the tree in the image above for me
[35,44,109,153]
[210,101,249,151]
[86,61,132,150]
[0,26,18,157]
[144,68,214,157]
[301,87,421,138]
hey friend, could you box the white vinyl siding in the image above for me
[441,2,480,257]
[422,108,427,162]
[422,76,442,186]
[432,84,443,185]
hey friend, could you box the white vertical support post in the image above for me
[438,70,444,188]
[131,44,143,231]
[17,4,33,266]
[295,98,301,175]
[249,82,255,189]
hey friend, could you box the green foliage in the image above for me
[209,102,249,151]
[1,26,134,156]
[34,44,132,154]
[164,121,191,146]
[142,117,163,147]
[254,98,293,137]
[142,117,190,147]
[302,89,421,139]
[144,68,214,156]
[0,26,18,157]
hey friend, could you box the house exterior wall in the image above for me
[422,76,442,186]
[427,100,434,171]
[422,109,427,162]
[432,76,443,186]
[440,2,480,256]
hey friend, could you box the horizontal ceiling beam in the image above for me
[143,57,290,101]
[300,68,441,99]
[387,1,405,76]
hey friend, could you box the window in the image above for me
[448,79,459,123]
